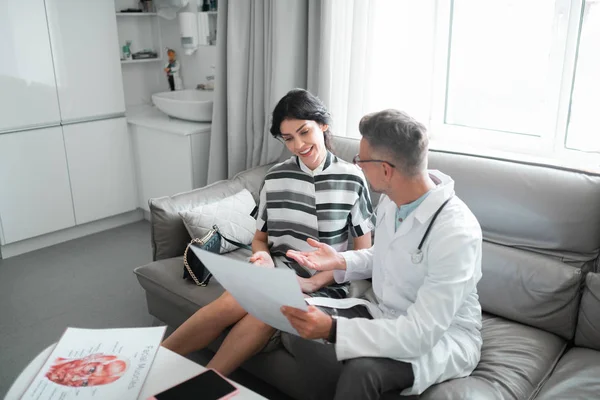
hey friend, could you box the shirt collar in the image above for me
[396,190,431,220]
[296,151,333,176]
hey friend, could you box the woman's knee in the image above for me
[212,291,245,313]
[202,291,247,325]
[239,314,275,335]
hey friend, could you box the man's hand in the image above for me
[286,238,346,272]
[281,305,333,340]
[249,251,275,268]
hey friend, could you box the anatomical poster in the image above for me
[20,326,166,400]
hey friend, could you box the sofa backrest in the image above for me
[328,135,600,339]
[427,150,600,267]
[575,272,600,350]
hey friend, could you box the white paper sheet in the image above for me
[191,248,308,335]
[20,326,165,400]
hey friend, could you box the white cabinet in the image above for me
[128,110,211,212]
[0,0,61,133]
[0,128,75,244]
[63,118,137,224]
[45,0,125,122]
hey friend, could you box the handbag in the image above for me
[183,224,252,286]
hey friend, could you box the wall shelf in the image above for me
[115,9,163,65]
[121,58,162,64]
[116,12,157,16]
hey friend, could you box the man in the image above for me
[281,109,483,399]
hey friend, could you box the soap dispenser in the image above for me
[178,12,198,55]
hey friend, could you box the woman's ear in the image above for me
[320,123,329,133]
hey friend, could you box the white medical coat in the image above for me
[310,170,483,395]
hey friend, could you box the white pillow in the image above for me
[179,189,257,253]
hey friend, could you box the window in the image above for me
[445,0,562,137]
[324,0,599,168]
[427,0,600,167]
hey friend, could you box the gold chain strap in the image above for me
[183,229,216,287]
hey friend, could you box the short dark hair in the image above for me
[270,89,333,150]
[359,109,428,177]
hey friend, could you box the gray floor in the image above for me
[0,221,291,399]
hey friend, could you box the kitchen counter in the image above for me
[126,104,211,136]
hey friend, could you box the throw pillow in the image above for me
[179,189,257,253]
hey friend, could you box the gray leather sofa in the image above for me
[134,135,600,399]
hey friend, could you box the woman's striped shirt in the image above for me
[256,151,375,278]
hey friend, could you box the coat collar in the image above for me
[413,170,455,223]
[380,170,455,238]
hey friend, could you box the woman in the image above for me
[162,89,375,376]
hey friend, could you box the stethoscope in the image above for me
[410,196,454,264]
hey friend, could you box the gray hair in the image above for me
[358,109,429,177]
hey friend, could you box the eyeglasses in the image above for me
[352,154,396,169]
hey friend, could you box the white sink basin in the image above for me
[152,89,214,122]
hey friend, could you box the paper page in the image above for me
[191,248,308,335]
[305,296,384,319]
[20,326,166,400]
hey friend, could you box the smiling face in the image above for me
[279,118,328,170]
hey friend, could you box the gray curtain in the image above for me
[207,0,311,183]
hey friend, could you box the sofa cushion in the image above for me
[282,313,566,400]
[478,241,582,340]
[535,347,600,400]
[418,314,566,400]
[575,272,600,350]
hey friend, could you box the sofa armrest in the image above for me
[149,163,275,261]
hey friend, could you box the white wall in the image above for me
[121,62,165,106]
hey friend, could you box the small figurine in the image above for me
[164,49,182,91]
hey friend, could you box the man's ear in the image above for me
[383,162,393,178]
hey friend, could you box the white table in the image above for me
[5,344,266,400]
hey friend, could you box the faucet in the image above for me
[197,65,215,90]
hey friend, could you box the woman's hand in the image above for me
[286,238,346,272]
[249,251,275,268]
[297,276,318,293]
